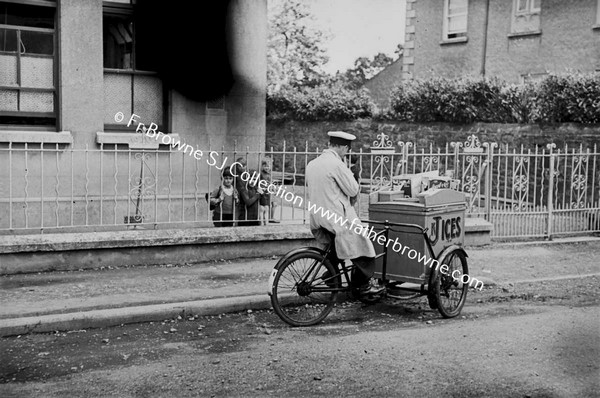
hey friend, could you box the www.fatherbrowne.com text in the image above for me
[123,113,484,290]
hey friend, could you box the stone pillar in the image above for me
[226,0,267,153]
[58,0,104,148]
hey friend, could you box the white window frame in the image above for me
[510,0,542,36]
[0,0,58,129]
[520,72,548,84]
[102,2,166,131]
[515,0,541,16]
[596,0,600,24]
[442,0,468,41]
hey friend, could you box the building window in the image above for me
[596,0,600,25]
[511,0,542,35]
[0,1,57,128]
[443,0,468,41]
[520,72,548,84]
[515,0,541,15]
[207,97,225,110]
[103,1,165,131]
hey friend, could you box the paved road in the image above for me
[2,240,599,320]
[1,276,598,397]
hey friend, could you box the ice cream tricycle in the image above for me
[268,188,472,326]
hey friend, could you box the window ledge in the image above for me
[593,24,600,31]
[206,108,226,116]
[0,130,73,144]
[440,37,468,45]
[508,30,542,38]
[96,131,181,149]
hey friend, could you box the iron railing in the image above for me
[0,133,598,238]
[360,133,599,239]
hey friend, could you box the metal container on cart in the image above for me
[368,189,466,284]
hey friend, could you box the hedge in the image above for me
[266,84,374,121]
[390,74,600,124]
[266,74,600,124]
[529,74,600,123]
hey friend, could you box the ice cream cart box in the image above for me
[368,189,466,283]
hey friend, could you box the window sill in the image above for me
[96,131,181,150]
[508,30,542,38]
[0,130,73,144]
[593,24,600,31]
[206,108,226,116]
[440,37,468,45]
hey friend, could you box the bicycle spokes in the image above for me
[433,249,468,318]
[270,252,340,326]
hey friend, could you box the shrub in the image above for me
[501,83,536,124]
[391,77,517,123]
[267,74,599,124]
[462,78,516,123]
[529,74,600,124]
[267,84,374,121]
[389,74,600,124]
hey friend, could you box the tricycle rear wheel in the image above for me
[429,249,468,318]
[270,252,341,327]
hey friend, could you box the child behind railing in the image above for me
[259,159,279,224]
[208,168,238,227]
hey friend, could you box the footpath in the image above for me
[1,237,599,337]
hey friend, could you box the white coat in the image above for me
[305,149,376,260]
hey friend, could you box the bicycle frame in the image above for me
[296,220,438,294]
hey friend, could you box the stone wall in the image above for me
[267,120,600,152]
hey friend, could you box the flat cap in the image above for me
[327,131,356,147]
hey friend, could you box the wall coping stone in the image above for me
[0,225,313,254]
[0,219,491,255]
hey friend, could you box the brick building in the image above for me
[402,0,600,82]
[0,0,266,149]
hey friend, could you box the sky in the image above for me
[306,0,406,74]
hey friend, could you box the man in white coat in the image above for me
[305,131,384,297]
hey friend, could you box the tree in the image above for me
[267,0,330,95]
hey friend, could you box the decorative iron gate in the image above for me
[363,133,599,238]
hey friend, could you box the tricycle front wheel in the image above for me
[429,249,468,318]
